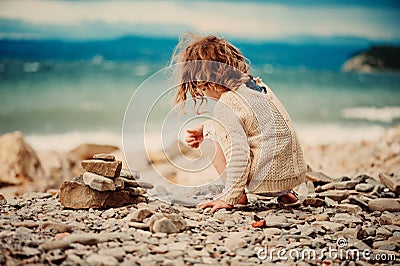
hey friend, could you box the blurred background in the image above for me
[0,0,399,150]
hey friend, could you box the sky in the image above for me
[0,0,399,42]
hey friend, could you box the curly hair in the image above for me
[169,32,251,109]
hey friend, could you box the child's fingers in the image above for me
[186,140,200,148]
[186,129,198,133]
[198,202,211,209]
[186,129,202,137]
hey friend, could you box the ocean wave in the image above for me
[341,106,400,123]
[26,131,123,152]
[296,124,385,145]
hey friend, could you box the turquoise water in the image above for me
[0,60,399,148]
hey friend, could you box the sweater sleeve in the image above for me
[213,96,251,205]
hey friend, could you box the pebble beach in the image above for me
[0,126,399,265]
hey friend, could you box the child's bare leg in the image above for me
[212,141,248,205]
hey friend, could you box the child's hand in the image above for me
[186,124,204,148]
[198,199,233,213]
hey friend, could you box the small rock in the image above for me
[39,222,73,233]
[348,196,369,211]
[60,180,146,209]
[332,213,363,224]
[324,197,338,207]
[376,227,392,237]
[318,190,349,202]
[93,153,115,161]
[128,222,150,229]
[315,183,335,192]
[86,254,119,266]
[379,172,400,194]
[335,203,362,213]
[121,178,154,189]
[372,240,398,251]
[120,168,140,180]
[83,172,116,191]
[303,198,325,207]
[311,221,345,231]
[152,217,178,234]
[224,236,247,251]
[0,131,45,186]
[81,159,122,178]
[99,247,126,261]
[305,171,332,185]
[0,194,6,205]
[69,143,118,160]
[337,176,352,182]
[114,177,124,190]
[125,208,154,222]
[355,183,374,192]
[368,198,400,212]
[125,187,147,195]
[265,215,288,224]
[264,228,282,236]
[137,181,154,189]
[101,209,116,219]
[224,220,235,228]
[22,191,52,199]
[251,219,265,228]
[335,181,358,190]
[20,247,41,257]
[380,213,400,226]
[315,213,330,221]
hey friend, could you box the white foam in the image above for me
[25,123,390,152]
[296,123,385,145]
[26,131,123,152]
[342,106,400,123]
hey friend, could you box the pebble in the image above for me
[152,217,178,234]
[335,180,359,190]
[86,254,119,266]
[355,183,374,192]
[318,190,349,202]
[93,153,116,161]
[2,170,400,265]
[368,198,400,212]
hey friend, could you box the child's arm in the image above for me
[214,98,251,205]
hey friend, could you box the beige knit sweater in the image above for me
[211,80,306,205]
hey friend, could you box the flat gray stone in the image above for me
[305,171,332,184]
[318,190,349,202]
[93,153,115,161]
[83,172,116,191]
[120,168,140,180]
[335,181,358,190]
[355,183,374,192]
[335,203,362,213]
[332,213,363,224]
[379,172,400,194]
[311,221,345,231]
[81,159,122,178]
[369,198,400,212]
[152,217,178,234]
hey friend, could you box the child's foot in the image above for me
[238,193,248,205]
[277,191,298,204]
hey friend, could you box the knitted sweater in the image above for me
[211,80,306,205]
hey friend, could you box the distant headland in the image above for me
[342,45,400,73]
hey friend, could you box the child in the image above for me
[171,33,306,213]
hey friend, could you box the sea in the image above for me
[1,37,400,151]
